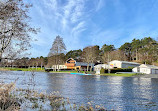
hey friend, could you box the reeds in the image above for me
[0,83,20,111]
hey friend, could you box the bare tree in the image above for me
[90,46,99,72]
[0,0,38,62]
[48,36,66,71]
[82,47,91,71]
[39,56,44,70]
[82,46,99,71]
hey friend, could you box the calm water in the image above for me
[1,71,158,110]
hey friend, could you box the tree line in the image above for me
[47,36,158,68]
[4,36,157,69]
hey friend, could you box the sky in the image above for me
[26,0,158,57]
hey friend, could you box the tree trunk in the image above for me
[0,52,2,63]
[87,63,89,72]
[90,63,92,72]
[36,64,37,70]
[41,62,42,70]
[57,64,59,71]
[136,49,138,61]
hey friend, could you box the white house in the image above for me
[94,60,140,74]
[109,60,140,68]
[133,64,158,74]
[94,64,112,74]
[52,65,67,70]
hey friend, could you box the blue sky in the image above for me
[26,0,158,57]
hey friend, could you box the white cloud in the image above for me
[43,0,58,11]
[40,0,88,48]
[95,0,105,11]
[28,0,110,57]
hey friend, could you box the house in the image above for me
[133,64,158,74]
[65,58,94,71]
[52,65,67,70]
[109,60,140,68]
[94,60,140,74]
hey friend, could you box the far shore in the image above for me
[0,67,142,77]
[0,67,45,72]
[100,73,142,77]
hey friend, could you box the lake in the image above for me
[1,71,158,110]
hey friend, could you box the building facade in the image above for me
[109,60,140,68]
[133,64,158,74]
[94,64,110,74]
[65,58,94,71]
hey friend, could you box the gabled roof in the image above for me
[66,58,76,63]
[110,60,140,65]
[76,62,94,66]
[139,64,158,69]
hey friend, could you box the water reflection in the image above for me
[1,71,158,110]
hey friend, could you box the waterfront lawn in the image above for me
[100,73,139,77]
[0,67,45,72]
[50,70,84,73]
[49,70,95,74]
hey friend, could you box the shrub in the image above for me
[101,68,132,73]
[110,68,132,73]
[100,68,105,74]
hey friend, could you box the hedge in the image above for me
[100,68,132,73]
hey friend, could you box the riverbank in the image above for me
[50,71,140,77]
[0,67,45,72]
[100,73,141,77]
[0,68,142,77]
[49,70,96,74]
[50,70,84,73]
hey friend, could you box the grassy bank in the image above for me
[0,68,140,77]
[50,70,96,74]
[0,68,94,74]
[0,67,45,72]
[100,73,140,77]
[50,70,85,73]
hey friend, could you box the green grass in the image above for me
[0,68,139,77]
[100,73,140,77]
[0,67,45,72]
[0,68,94,74]
[50,70,85,73]
[49,70,94,74]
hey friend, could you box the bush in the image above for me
[100,68,132,74]
[110,68,132,73]
[100,68,105,74]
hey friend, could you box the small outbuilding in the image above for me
[133,64,158,74]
